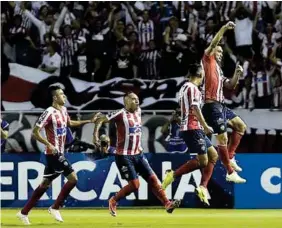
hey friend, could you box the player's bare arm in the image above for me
[0,127,8,139]
[68,112,101,127]
[32,125,56,153]
[192,105,214,135]
[224,64,243,89]
[93,114,109,145]
[0,119,8,140]
[205,21,236,56]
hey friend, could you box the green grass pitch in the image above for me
[1,208,282,228]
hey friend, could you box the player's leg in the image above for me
[17,156,60,225]
[162,130,208,189]
[110,155,139,217]
[136,153,180,213]
[203,103,235,174]
[49,154,76,222]
[227,111,247,171]
[202,103,246,182]
[197,139,218,206]
[200,139,218,188]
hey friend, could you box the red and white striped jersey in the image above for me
[178,82,202,131]
[138,19,154,51]
[36,106,70,154]
[202,53,227,103]
[106,108,142,155]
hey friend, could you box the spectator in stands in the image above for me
[38,41,61,76]
[107,42,137,79]
[232,2,255,60]
[72,37,90,81]
[127,31,141,57]
[20,2,55,45]
[139,39,161,79]
[1,1,281,110]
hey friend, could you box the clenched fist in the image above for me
[224,21,236,30]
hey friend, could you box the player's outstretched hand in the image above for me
[204,125,214,135]
[235,64,243,76]
[224,21,236,30]
[91,112,103,123]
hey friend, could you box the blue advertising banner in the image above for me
[1,153,232,208]
[235,154,282,209]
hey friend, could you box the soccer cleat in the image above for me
[16,211,31,225]
[230,157,242,172]
[48,207,64,222]
[226,171,246,183]
[165,200,181,213]
[109,197,117,217]
[162,170,175,190]
[195,186,210,206]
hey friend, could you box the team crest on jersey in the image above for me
[198,138,205,145]
[217,118,224,125]
[129,125,142,136]
[220,125,225,131]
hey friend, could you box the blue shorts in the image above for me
[181,130,212,155]
[115,153,153,181]
[202,103,237,134]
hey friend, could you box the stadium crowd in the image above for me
[1,1,282,109]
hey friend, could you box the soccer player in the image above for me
[93,92,180,217]
[201,21,246,182]
[17,86,99,225]
[162,64,218,206]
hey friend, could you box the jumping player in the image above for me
[202,21,246,182]
[162,64,219,206]
[17,86,99,225]
[93,92,180,217]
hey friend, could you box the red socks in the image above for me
[147,175,170,206]
[114,179,140,202]
[228,131,243,159]
[174,159,200,178]
[52,181,76,209]
[21,185,48,215]
[217,145,233,174]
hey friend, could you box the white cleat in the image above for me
[16,211,31,225]
[48,207,64,222]
[230,157,242,172]
[226,171,246,183]
[195,186,210,206]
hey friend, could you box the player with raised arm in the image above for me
[162,64,219,206]
[201,21,246,182]
[17,86,99,225]
[93,92,180,217]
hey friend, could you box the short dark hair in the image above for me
[48,85,62,99]
[188,63,202,77]
[124,91,134,98]
[49,41,59,53]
